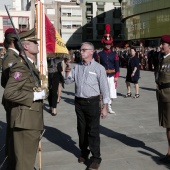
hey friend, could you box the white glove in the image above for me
[33,90,46,101]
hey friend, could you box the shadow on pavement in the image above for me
[44,125,79,158]
[100,125,170,168]
[117,92,124,97]
[119,75,126,79]
[62,91,75,96]
[61,96,75,105]
[140,87,156,92]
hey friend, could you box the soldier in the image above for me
[3,28,46,170]
[1,28,20,168]
[95,24,120,114]
[156,35,170,163]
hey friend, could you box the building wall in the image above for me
[45,0,122,48]
[45,1,83,48]
[0,11,32,44]
[83,0,122,48]
[122,0,170,40]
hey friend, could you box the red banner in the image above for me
[45,14,56,53]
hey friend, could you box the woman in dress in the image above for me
[125,47,140,98]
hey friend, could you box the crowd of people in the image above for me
[1,23,170,170]
[69,45,161,72]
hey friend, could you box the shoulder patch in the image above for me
[14,72,22,81]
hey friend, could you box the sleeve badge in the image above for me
[14,72,22,81]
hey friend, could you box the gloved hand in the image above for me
[33,90,46,101]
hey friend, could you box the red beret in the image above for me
[5,28,15,35]
[5,28,20,36]
[161,35,170,44]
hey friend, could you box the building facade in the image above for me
[0,12,32,45]
[0,0,33,45]
[83,0,122,48]
[121,0,170,47]
[45,0,122,48]
[45,1,83,48]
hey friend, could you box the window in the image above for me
[62,21,72,29]
[86,4,92,12]
[62,21,81,29]
[97,5,104,12]
[72,8,82,17]
[61,8,71,16]
[72,21,81,29]
[87,16,92,23]
[3,18,12,26]
[19,17,29,30]
[47,9,55,15]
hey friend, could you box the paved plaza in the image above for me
[0,67,170,170]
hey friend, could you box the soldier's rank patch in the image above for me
[8,62,13,67]
[14,72,22,81]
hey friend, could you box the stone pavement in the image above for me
[0,67,170,170]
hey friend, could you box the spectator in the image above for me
[125,47,140,98]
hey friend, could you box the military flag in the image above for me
[45,14,69,54]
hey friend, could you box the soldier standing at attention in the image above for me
[1,28,20,169]
[3,28,46,170]
[156,35,170,163]
[95,24,120,114]
[65,42,110,170]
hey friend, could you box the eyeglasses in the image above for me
[80,49,93,52]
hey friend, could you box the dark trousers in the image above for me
[75,96,101,163]
[48,72,60,108]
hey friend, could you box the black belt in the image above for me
[158,83,170,90]
[75,95,100,103]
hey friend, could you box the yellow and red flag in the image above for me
[45,14,69,54]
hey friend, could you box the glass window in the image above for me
[3,18,12,26]
[18,17,29,30]
[62,21,72,29]
[61,8,71,16]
